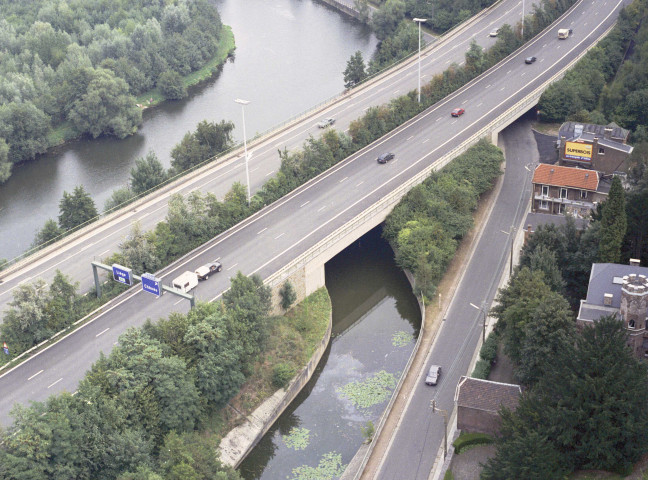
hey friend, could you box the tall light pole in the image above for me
[413,18,427,103]
[521,0,525,39]
[470,302,487,344]
[234,98,251,204]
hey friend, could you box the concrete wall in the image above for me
[457,406,502,436]
[219,311,332,467]
[315,0,367,22]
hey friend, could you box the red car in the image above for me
[451,108,465,117]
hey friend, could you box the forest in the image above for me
[0,0,227,183]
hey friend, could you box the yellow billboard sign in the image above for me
[565,141,592,162]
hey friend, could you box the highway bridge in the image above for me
[0,2,630,478]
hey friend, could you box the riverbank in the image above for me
[44,26,236,149]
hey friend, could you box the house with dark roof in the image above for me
[577,260,648,359]
[454,376,521,436]
[558,122,633,175]
[531,163,610,217]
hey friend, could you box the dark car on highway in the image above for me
[525,56,537,64]
[377,152,395,164]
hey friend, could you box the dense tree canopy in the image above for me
[58,185,98,230]
[0,0,226,180]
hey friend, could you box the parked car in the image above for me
[317,117,335,128]
[451,108,465,117]
[377,152,395,164]
[525,56,537,64]
[489,29,498,37]
[195,261,223,280]
[425,365,442,386]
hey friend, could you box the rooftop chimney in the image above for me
[630,258,641,266]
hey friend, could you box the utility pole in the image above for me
[431,400,448,459]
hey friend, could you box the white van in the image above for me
[172,271,199,293]
[558,28,571,39]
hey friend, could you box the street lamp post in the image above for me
[431,400,448,459]
[234,98,251,204]
[413,18,427,103]
[470,302,487,343]
[521,0,525,39]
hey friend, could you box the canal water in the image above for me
[0,0,378,261]
[238,227,421,479]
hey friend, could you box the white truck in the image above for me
[172,271,199,293]
[558,28,571,39]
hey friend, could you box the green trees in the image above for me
[280,281,297,310]
[0,0,228,182]
[0,102,51,164]
[131,151,168,195]
[383,140,503,298]
[483,317,648,477]
[32,219,63,248]
[597,176,627,263]
[370,0,407,41]
[119,222,160,275]
[158,70,188,100]
[58,185,98,231]
[0,271,79,354]
[68,68,142,139]
[170,120,235,174]
[343,51,367,88]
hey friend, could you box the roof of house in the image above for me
[559,121,630,142]
[577,263,648,322]
[455,376,521,413]
[532,163,600,191]
[576,132,634,154]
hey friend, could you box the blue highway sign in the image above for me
[141,273,162,298]
[112,264,133,286]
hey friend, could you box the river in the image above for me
[0,0,378,261]
[238,227,421,479]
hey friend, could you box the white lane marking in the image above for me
[393,89,400,94]
[250,167,259,172]
[542,43,547,48]
[506,70,511,75]
[99,249,110,257]
[318,206,326,212]
[407,135,414,140]
[174,298,184,305]
[339,176,348,183]
[96,328,109,337]
[462,99,468,104]
[435,117,441,122]
[48,378,63,389]
[356,180,364,187]
[274,232,285,240]
[521,72,526,76]
[28,370,44,381]
[476,102,483,107]
[227,263,238,271]
[257,227,267,235]
[265,170,275,177]
[422,138,430,144]
[500,87,505,91]
[300,201,310,207]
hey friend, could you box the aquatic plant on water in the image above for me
[337,370,397,409]
[283,427,311,450]
[290,452,346,480]
[392,330,414,347]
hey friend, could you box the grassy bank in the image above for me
[210,287,331,436]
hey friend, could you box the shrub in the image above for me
[280,281,297,310]
[443,470,455,480]
[479,331,499,363]
[157,70,187,100]
[453,432,494,454]
[471,358,491,379]
[272,362,296,389]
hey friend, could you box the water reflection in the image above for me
[238,227,420,479]
[0,0,377,260]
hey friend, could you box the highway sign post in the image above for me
[141,273,162,298]
[112,264,133,286]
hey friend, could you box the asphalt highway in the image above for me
[0,4,629,462]
[0,0,522,316]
